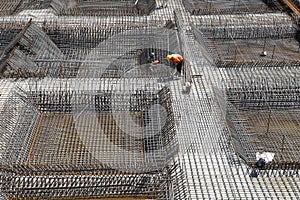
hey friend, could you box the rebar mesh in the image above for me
[0,79,182,199]
[183,0,281,15]
[0,20,64,78]
[192,14,300,68]
[214,68,300,170]
[0,0,45,16]
[50,0,156,16]
[0,18,179,78]
[0,0,156,16]
[0,0,300,199]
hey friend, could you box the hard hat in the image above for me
[166,55,172,60]
[150,52,155,57]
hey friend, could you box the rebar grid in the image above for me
[1,162,186,199]
[0,0,45,16]
[216,73,300,169]
[183,0,280,15]
[50,0,156,16]
[0,0,157,16]
[0,78,182,198]
[0,0,299,199]
[0,79,178,174]
[0,17,179,78]
[192,16,300,68]
[0,20,63,78]
[191,13,294,28]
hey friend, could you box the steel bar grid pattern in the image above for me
[214,67,300,169]
[183,0,280,15]
[0,79,182,199]
[0,17,179,79]
[50,0,156,16]
[192,14,300,68]
[0,0,299,199]
[0,0,156,16]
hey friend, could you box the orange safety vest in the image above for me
[170,54,183,63]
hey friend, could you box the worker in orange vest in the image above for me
[166,54,183,78]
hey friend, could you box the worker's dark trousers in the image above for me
[176,61,183,74]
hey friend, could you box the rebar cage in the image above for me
[192,14,300,68]
[0,0,156,16]
[0,0,300,199]
[0,18,179,79]
[0,79,184,199]
[214,67,300,170]
[183,0,282,15]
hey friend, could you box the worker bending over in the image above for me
[166,54,183,78]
